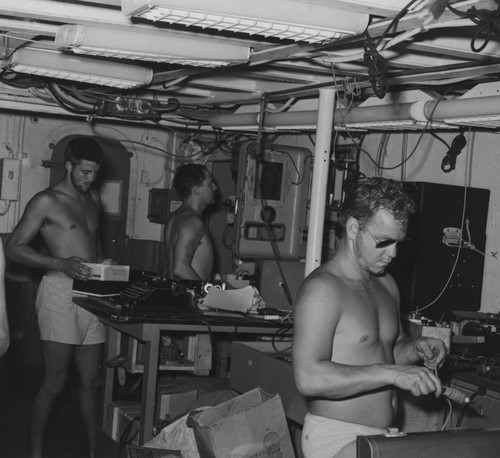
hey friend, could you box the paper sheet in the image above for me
[200,286,256,312]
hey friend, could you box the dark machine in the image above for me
[357,428,500,458]
[388,181,490,320]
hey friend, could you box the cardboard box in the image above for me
[107,401,141,446]
[85,263,130,281]
[155,382,198,421]
[127,445,182,458]
[230,341,307,425]
[73,263,130,296]
[191,387,295,458]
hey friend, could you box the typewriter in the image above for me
[119,274,224,313]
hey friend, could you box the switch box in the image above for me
[147,188,181,224]
[0,158,20,201]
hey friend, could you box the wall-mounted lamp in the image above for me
[121,0,369,43]
[1,46,153,89]
[55,24,250,67]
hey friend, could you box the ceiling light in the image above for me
[121,0,369,43]
[444,115,500,129]
[55,24,250,67]
[1,46,153,89]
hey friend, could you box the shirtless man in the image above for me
[292,177,447,458]
[6,137,105,458]
[164,164,216,281]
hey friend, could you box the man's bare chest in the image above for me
[338,284,399,344]
[42,200,99,234]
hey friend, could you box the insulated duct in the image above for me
[209,94,500,130]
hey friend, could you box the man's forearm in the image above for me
[173,263,202,281]
[6,244,61,272]
[295,360,400,399]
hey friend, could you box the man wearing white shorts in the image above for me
[293,178,448,458]
[6,136,107,458]
[36,274,104,345]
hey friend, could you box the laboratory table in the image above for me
[73,296,292,444]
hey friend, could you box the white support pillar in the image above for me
[304,87,335,277]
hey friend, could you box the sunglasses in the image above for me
[365,229,410,249]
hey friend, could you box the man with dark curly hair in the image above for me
[164,163,217,280]
[6,136,106,458]
[293,177,447,458]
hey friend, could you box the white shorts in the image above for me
[35,275,105,345]
[301,412,386,458]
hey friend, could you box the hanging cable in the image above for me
[447,2,500,52]
[441,131,467,173]
[363,32,388,99]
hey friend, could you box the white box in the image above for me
[107,401,141,445]
[155,384,198,421]
[84,263,130,282]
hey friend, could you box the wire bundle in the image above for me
[363,33,388,99]
[448,2,500,52]
[441,132,467,173]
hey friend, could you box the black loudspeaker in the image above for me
[357,428,500,458]
[387,182,490,319]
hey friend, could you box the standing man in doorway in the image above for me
[6,136,105,458]
[293,177,447,458]
[164,163,217,281]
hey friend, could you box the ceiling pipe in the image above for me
[209,94,500,129]
[422,95,500,120]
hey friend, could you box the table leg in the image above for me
[102,325,120,433]
[138,330,161,444]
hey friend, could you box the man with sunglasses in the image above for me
[293,177,447,458]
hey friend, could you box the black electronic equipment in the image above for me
[74,270,229,322]
[387,182,490,319]
[118,276,227,312]
[357,428,500,457]
[119,278,206,311]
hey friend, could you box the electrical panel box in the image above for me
[0,158,20,201]
[147,188,181,224]
[233,141,311,260]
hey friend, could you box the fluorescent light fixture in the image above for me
[2,46,153,89]
[122,0,369,43]
[444,115,500,129]
[343,120,451,130]
[55,24,250,67]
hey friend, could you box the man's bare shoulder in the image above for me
[25,187,61,211]
[172,208,203,229]
[304,262,345,287]
[297,264,347,303]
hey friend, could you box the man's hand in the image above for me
[415,337,448,370]
[392,365,443,398]
[58,257,93,280]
